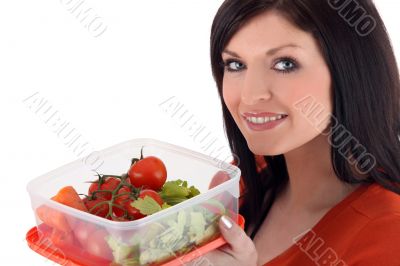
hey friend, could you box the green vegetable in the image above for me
[131,195,162,215]
[106,181,226,266]
[161,202,171,209]
[159,179,201,206]
[106,235,137,264]
[188,211,207,244]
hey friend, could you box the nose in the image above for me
[241,66,272,105]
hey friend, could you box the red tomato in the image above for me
[88,177,120,200]
[128,156,167,191]
[85,229,113,259]
[83,197,110,218]
[113,187,130,217]
[125,203,145,220]
[112,205,125,218]
[113,187,145,220]
[117,189,163,220]
[114,186,131,203]
[139,189,164,206]
[101,177,121,193]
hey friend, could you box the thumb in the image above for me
[209,171,230,189]
[218,215,253,255]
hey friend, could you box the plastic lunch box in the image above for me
[26,138,244,266]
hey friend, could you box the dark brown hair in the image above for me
[210,0,400,238]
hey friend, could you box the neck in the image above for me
[280,134,358,214]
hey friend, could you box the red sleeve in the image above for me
[343,214,400,266]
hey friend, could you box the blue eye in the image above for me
[273,58,298,73]
[222,57,299,74]
[223,60,246,72]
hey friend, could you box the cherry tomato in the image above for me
[118,189,163,220]
[139,189,164,206]
[83,197,110,218]
[113,187,130,217]
[101,177,121,192]
[113,187,145,220]
[125,203,145,220]
[128,156,167,191]
[88,177,120,200]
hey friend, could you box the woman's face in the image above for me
[222,11,332,156]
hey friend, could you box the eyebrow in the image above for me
[222,43,302,58]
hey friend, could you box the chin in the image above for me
[247,141,284,156]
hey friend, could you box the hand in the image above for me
[182,171,258,266]
[208,170,231,190]
[184,214,258,266]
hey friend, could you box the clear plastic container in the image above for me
[27,138,241,266]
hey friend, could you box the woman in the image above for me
[189,0,400,265]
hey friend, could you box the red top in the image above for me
[237,156,400,266]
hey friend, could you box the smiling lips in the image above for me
[241,112,288,131]
[242,112,288,124]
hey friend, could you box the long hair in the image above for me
[210,0,400,238]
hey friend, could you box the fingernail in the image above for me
[221,215,233,229]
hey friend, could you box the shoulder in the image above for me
[350,183,400,219]
[343,213,400,265]
[343,184,400,265]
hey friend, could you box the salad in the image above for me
[35,148,229,265]
[107,200,226,265]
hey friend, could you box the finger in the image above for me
[219,215,255,256]
[208,171,230,189]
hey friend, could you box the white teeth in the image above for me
[246,115,286,124]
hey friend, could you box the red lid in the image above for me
[27,214,245,266]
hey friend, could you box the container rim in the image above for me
[27,138,241,229]
[26,138,240,190]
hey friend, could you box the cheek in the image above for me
[222,78,241,115]
[287,66,333,134]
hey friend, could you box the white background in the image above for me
[0,1,399,265]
